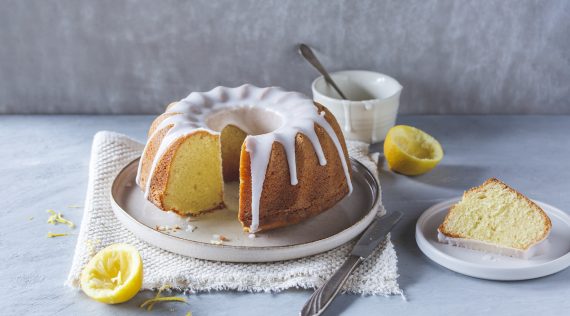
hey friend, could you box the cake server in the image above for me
[300,210,403,316]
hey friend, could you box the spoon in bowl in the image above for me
[298,43,348,100]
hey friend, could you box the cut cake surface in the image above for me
[438,178,551,258]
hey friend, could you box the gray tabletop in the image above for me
[1,115,568,316]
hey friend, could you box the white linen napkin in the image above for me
[66,131,402,295]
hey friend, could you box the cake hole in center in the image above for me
[205,106,284,135]
[207,106,284,183]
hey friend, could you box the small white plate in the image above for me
[416,198,570,280]
[111,158,380,262]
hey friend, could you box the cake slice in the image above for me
[438,178,551,259]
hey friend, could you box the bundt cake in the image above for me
[136,85,353,233]
[438,178,551,258]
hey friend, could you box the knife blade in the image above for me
[300,211,403,316]
[351,210,402,258]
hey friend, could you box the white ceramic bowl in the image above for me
[312,70,402,143]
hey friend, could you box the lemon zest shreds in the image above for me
[67,205,83,209]
[47,209,75,228]
[139,297,187,311]
[140,284,188,311]
[143,284,168,311]
[47,232,69,238]
[186,312,192,316]
[154,283,170,298]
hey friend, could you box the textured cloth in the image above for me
[66,131,402,295]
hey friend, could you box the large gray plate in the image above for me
[111,158,380,262]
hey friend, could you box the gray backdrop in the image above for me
[0,0,568,114]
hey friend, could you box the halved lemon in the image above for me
[80,243,143,304]
[384,125,443,176]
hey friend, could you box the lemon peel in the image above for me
[47,232,69,238]
[140,284,188,311]
[80,243,143,304]
[47,209,75,228]
[384,125,444,176]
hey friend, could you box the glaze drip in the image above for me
[362,101,375,111]
[137,85,352,233]
[342,101,352,132]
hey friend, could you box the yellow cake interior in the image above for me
[162,132,224,214]
[161,125,250,215]
[439,178,551,250]
[220,124,248,182]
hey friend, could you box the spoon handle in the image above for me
[298,44,348,100]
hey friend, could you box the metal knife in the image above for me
[300,211,403,316]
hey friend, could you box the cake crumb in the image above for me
[185,225,197,232]
[248,233,256,239]
[212,234,229,241]
[28,216,34,221]
[155,225,182,234]
[482,254,499,262]
[210,234,230,245]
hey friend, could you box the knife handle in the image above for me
[300,255,364,316]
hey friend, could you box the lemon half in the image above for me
[80,243,143,304]
[384,125,443,176]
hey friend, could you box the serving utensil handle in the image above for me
[300,255,363,316]
[298,43,348,100]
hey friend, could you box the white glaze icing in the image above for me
[341,100,352,132]
[437,230,549,259]
[362,100,375,111]
[136,85,353,233]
